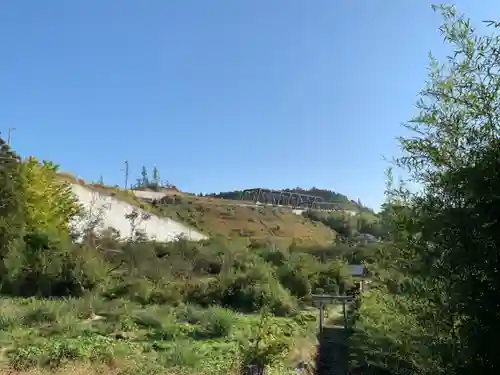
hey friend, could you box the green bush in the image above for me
[276,263,311,298]
[3,232,108,297]
[275,252,319,298]
[314,260,352,295]
[157,342,203,369]
[185,278,222,307]
[193,306,235,339]
[256,246,288,267]
[103,277,155,304]
[219,266,297,316]
[8,336,116,370]
[21,303,61,326]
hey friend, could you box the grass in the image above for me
[0,297,320,375]
[153,193,336,246]
[42,172,348,375]
[57,172,336,247]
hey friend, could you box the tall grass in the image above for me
[0,297,314,374]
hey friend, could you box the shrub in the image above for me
[219,266,297,316]
[185,278,221,307]
[275,252,320,298]
[238,310,294,369]
[21,303,61,326]
[314,260,352,295]
[193,306,235,339]
[8,336,117,370]
[0,299,22,329]
[276,263,311,298]
[257,246,288,267]
[103,277,155,304]
[3,232,107,297]
[349,289,438,374]
[134,309,183,341]
[148,278,186,305]
[157,342,203,369]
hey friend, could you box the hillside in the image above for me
[210,187,372,212]
[0,146,376,375]
[151,193,336,245]
[0,146,354,375]
[58,174,337,246]
[69,183,207,242]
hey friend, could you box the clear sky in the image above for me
[0,1,496,210]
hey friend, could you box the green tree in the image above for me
[20,157,82,236]
[136,165,149,188]
[2,156,105,297]
[0,138,24,290]
[395,6,500,373]
[352,5,500,374]
[152,166,160,186]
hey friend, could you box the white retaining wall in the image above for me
[70,184,207,242]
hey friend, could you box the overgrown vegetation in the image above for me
[303,210,386,242]
[0,297,316,375]
[0,145,363,374]
[6,4,500,375]
[348,5,500,375]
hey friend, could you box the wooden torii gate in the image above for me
[311,294,355,332]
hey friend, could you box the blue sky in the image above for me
[0,1,495,210]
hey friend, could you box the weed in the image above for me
[192,306,234,339]
[21,303,62,326]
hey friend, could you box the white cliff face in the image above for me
[70,184,207,242]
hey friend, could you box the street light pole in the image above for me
[7,127,16,146]
[124,161,129,190]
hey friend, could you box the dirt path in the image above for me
[316,326,349,375]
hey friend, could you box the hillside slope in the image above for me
[137,189,336,246]
[59,175,336,246]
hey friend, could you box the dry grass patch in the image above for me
[152,194,335,245]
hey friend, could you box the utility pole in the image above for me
[7,127,16,146]
[123,160,129,190]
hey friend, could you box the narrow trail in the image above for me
[316,326,349,375]
[315,305,387,375]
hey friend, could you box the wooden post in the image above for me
[319,301,324,332]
